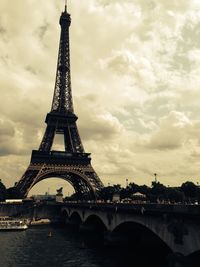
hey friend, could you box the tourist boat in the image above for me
[0,217,28,230]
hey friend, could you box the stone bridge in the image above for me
[61,202,200,266]
[1,201,200,266]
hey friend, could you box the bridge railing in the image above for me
[62,201,200,218]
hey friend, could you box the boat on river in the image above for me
[0,217,28,230]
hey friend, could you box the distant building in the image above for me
[31,192,56,202]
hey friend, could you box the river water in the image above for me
[0,225,168,267]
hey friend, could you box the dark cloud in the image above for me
[0,26,6,35]
[0,120,15,137]
[25,65,37,75]
[36,22,50,40]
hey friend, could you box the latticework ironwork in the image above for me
[51,9,73,114]
[15,6,103,199]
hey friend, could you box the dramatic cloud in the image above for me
[0,0,200,194]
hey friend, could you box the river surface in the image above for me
[0,225,168,267]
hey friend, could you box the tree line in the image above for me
[0,179,200,203]
[97,181,200,203]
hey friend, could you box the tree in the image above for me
[181,181,198,201]
[120,188,130,199]
[0,179,7,201]
[151,181,167,200]
[6,187,22,199]
[98,184,122,201]
[112,184,122,193]
[98,186,115,201]
[138,184,151,195]
[165,188,185,203]
[127,182,139,194]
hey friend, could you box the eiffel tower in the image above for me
[14,3,103,199]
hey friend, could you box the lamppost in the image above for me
[126,178,129,187]
[154,173,157,183]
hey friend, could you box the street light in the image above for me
[154,173,157,183]
[126,178,129,187]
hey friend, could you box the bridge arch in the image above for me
[112,221,172,264]
[110,215,176,252]
[114,221,171,247]
[84,214,107,232]
[69,211,83,224]
[80,215,107,246]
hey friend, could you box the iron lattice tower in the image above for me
[15,5,103,199]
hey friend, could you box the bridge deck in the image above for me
[62,202,200,218]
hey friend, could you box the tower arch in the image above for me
[26,168,96,199]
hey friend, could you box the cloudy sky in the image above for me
[0,0,200,195]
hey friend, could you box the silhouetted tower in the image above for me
[15,4,103,198]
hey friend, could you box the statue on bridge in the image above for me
[56,187,63,203]
[56,187,63,195]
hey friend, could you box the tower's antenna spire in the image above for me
[65,0,67,12]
